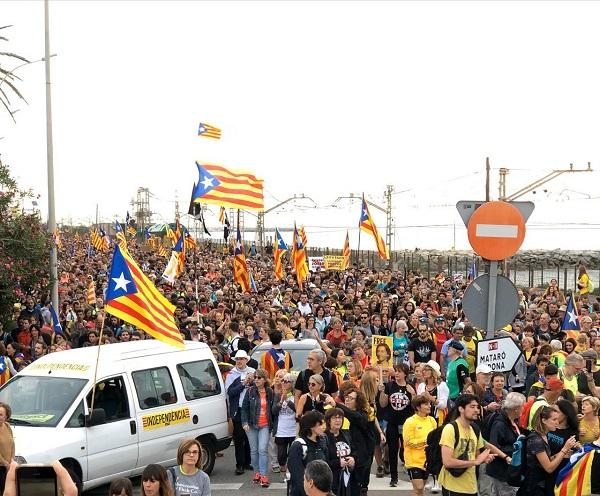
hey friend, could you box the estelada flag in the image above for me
[192,162,264,211]
[105,244,183,348]
[233,226,250,292]
[359,197,389,260]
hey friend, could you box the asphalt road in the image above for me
[83,445,420,495]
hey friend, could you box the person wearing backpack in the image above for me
[520,405,578,496]
[287,411,328,496]
[438,394,508,496]
[485,392,527,496]
[403,394,437,496]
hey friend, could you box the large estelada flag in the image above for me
[561,295,580,339]
[105,244,183,348]
[192,162,264,211]
[554,443,598,496]
[359,197,389,260]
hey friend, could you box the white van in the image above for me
[0,340,231,492]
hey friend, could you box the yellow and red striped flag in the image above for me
[359,197,389,260]
[218,206,226,224]
[233,226,250,292]
[198,122,221,140]
[343,231,350,269]
[157,244,169,258]
[300,226,308,249]
[87,279,96,305]
[52,228,62,249]
[105,244,183,349]
[184,232,197,251]
[192,162,264,211]
[115,221,127,248]
[293,224,309,290]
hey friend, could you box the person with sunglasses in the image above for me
[407,322,436,371]
[272,372,297,478]
[166,438,211,496]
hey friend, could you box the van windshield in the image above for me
[0,376,87,427]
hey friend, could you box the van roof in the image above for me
[21,341,211,380]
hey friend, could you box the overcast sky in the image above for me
[2,1,600,251]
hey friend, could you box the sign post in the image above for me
[458,200,534,338]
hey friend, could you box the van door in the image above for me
[85,375,139,482]
[131,365,182,468]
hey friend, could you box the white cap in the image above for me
[234,350,249,360]
[425,360,441,376]
[476,363,492,374]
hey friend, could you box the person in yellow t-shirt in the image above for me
[461,327,477,377]
[439,394,508,495]
[403,394,438,494]
[578,265,591,295]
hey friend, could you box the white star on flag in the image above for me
[112,272,131,292]
[568,309,578,326]
[201,176,214,189]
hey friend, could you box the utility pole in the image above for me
[256,194,317,250]
[499,162,593,201]
[486,157,491,201]
[44,0,58,311]
[384,185,394,268]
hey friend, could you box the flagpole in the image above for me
[357,194,363,267]
[89,312,106,413]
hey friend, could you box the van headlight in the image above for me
[14,456,26,464]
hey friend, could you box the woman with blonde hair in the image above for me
[579,396,600,443]
[346,359,363,387]
[241,368,274,487]
[359,371,387,483]
[166,438,210,496]
[415,360,449,426]
[272,372,297,478]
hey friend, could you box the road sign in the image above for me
[462,273,519,330]
[467,201,526,260]
[456,200,535,227]
[476,336,522,373]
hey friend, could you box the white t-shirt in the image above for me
[276,395,297,438]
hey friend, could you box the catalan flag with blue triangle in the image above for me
[115,220,127,248]
[293,223,309,290]
[555,443,598,496]
[106,244,183,348]
[561,295,580,338]
[162,234,185,283]
[198,121,221,140]
[359,196,389,260]
[49,303,63,334]
[274,228,287,281]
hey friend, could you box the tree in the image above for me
[0,25,29,122]
[0,157,50,324]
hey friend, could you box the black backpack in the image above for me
[425,421,481,477]
[481,410,502,441]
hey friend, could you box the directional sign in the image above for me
[462,273,519,331]
[476,336,522,373]
[467,201,526,260]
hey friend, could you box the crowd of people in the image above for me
[2,231,600,496]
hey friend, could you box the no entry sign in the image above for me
[467,201,525,260]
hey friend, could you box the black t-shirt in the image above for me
[547,425,579,477]
[383,382,413,425]
[407,338,436,363]
[525,432,554,494]
[577,370,600,396]
[295,368,339,396]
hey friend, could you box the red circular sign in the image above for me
[467,201,525,260]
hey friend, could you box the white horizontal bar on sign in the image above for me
[475,224,518,238]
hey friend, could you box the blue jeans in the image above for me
[247,426,270,476]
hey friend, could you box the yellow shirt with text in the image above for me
[438,422,485,494]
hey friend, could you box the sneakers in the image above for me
[252,472,261,484]
[272,466,280,473]
[376,465,384,478]
[431,480,441,493]
[260,476,270,488]
[389,479,398,487]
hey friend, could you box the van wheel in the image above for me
[62,461,83,495]
[200,438,216,474]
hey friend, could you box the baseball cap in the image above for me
[234,350,249,360]
[476,364,493,374]
[448,340,465,351]
[581,349,598,360]
[545,377,564,391]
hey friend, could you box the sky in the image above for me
[2,1,600,251]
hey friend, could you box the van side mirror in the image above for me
[86,408,106,427]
